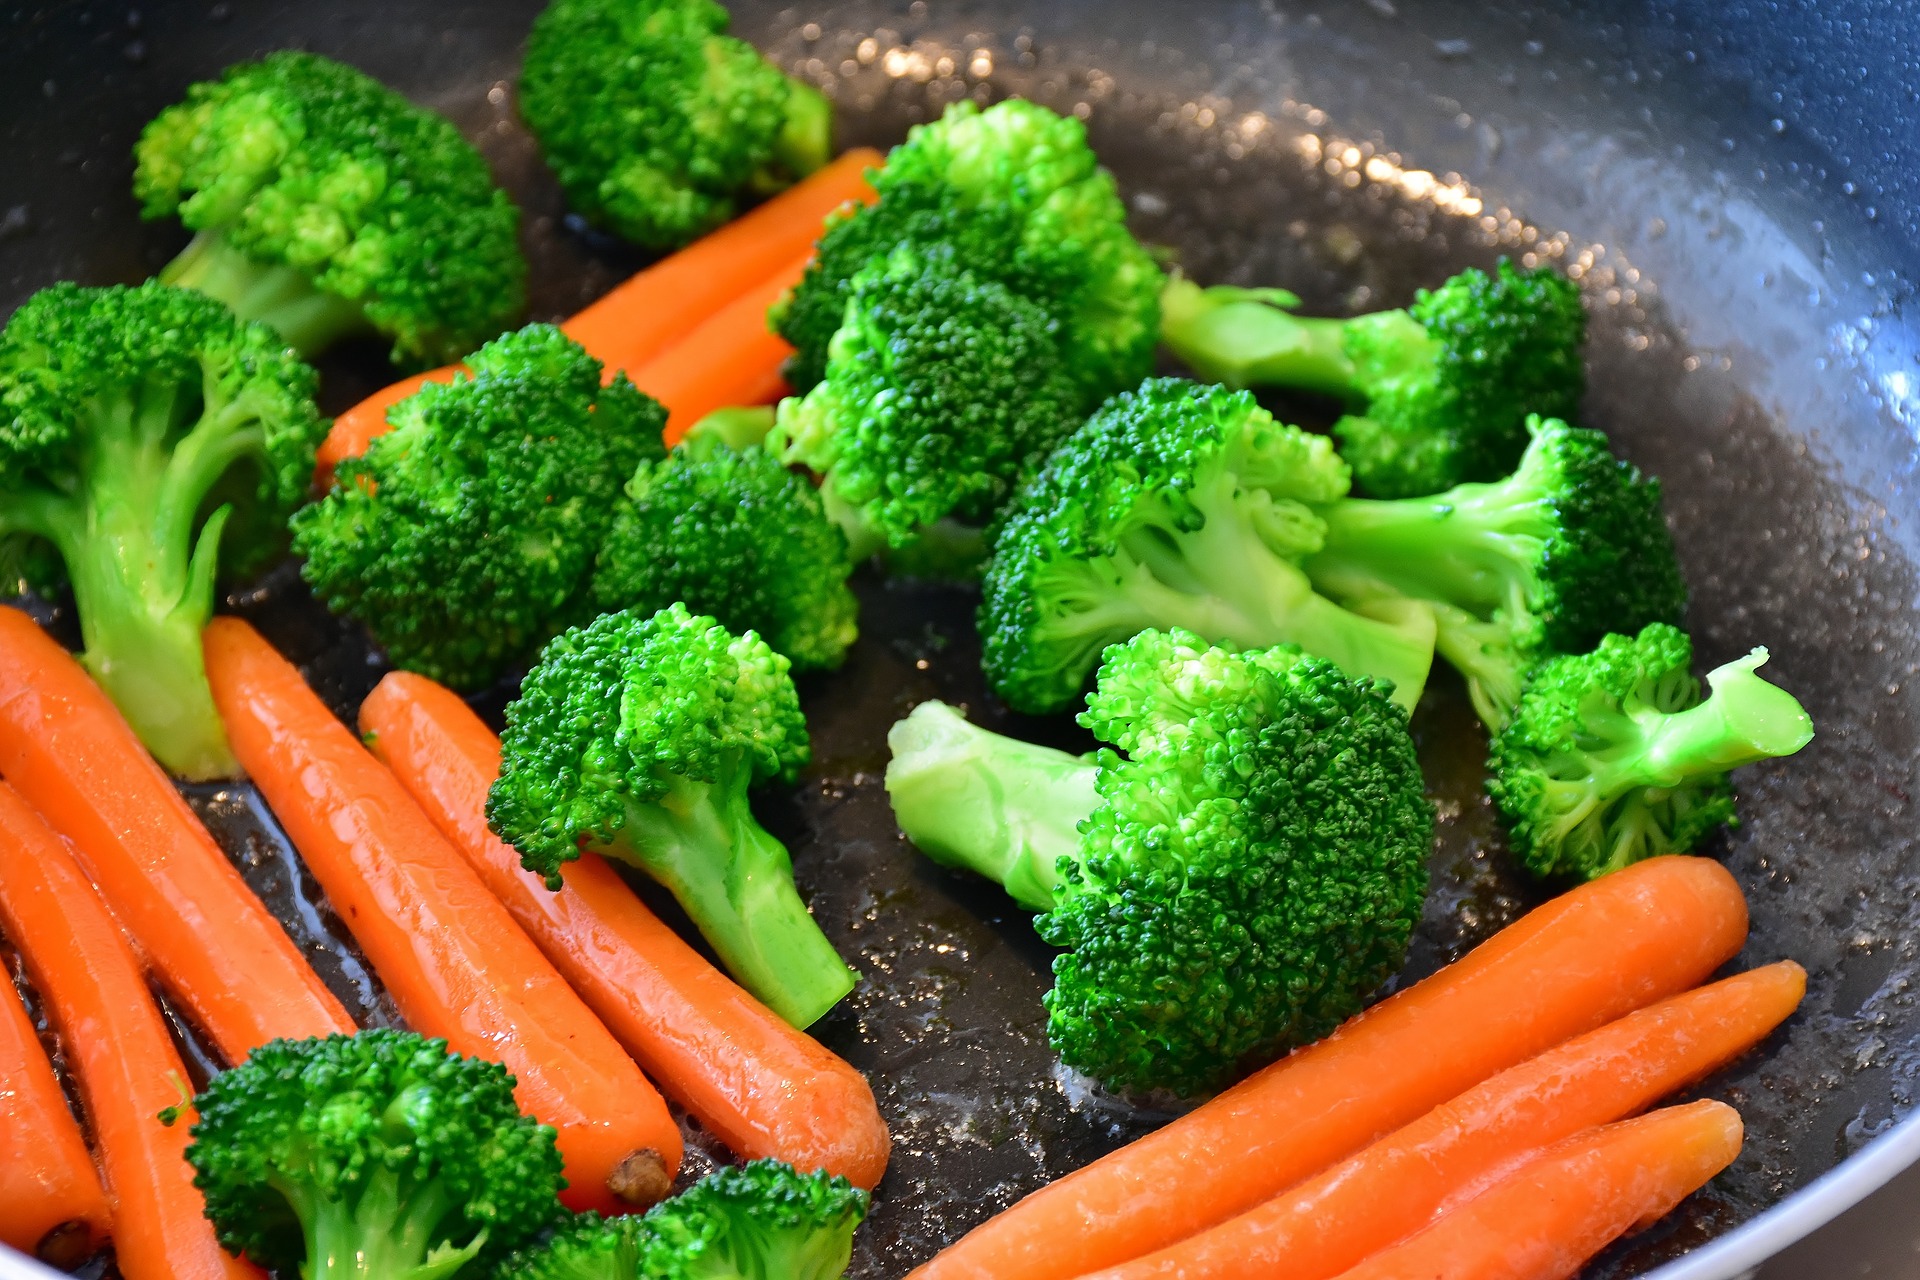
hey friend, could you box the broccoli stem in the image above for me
[817,476,989,579]
[163,231,369,358]
[1589,650,1815,796]
[301,1164,484,1280]
[884,700,1098,911]
[612,767,856,1028]
[1158,277,1358,395]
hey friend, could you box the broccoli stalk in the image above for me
[161,231,373,358]
[0,281,325,779]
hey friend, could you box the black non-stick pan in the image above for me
[3,2,1918,1277]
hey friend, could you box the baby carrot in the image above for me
[909,856,1751,1280]
[359,671,891,1188]
[1328,1100,1745,1280]
[640,253,808,446]
[0,963,110,1264]
[0,605,353,1062]
[0,782,261,1280]
[202,618,683,1214]
[1086,961,1805,1280]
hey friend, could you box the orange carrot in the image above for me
[0,782,262,1280]
[0,605,353,1063]
[640,254,808,446]
[313,365,460,482]
[359,671,892,1188]
[1328,1100,1744,1280]
[909,856,1751,1280]
[0,958,110,1264]
[1085,961,1805,1280]
[202,618,683,1214]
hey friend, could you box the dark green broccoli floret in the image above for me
[520,0,832,251]
[0,281,324,779]
[886,627,1431,1095]
[979,377,1437,717]
[589,435,858,671]
[184,1029,566,1280]
[135,51,524,365]
[1305,415,1686,730]
[486,603,855,1027]
[1160,260,1585,497]
[292,324,665,689]
[774,98,1162,399]
[506,1160,867,1280]
[1487,623,1813,881]
[768,244,1084,559]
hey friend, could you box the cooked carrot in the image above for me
[359,671,892,1188]
[202,618,683,1214]
[0,960,110,1264]
[1328,1100,1744,1280]
[1086,961,1805,1280]
[643,253,807,445]
[0,605,353,1063]
[909,856,1750,1280]
[0,782,261,1280]
[313,364,460,483]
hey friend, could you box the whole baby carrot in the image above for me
[0,782,261,1280]
[202,618,683,1214]
[0,604,353,1063]
[0,963,110,1263]
[359,671,891,1189]
[909,856,1751,1280]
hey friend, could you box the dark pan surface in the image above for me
[4,2,1919,1277]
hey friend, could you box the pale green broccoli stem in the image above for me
[1588,650,1813,796]
[302,1160,485,1280]
[680,404,777,457]
[611,765,855,1028]
[816,475,989,580]
[884,700,1098,912]
[162,231,370,357]
[1159,277,1356,395]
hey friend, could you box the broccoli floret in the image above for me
[774,99,1161,400]
[979,377,1437,716]
[886,628,1431,1095]
[768,244,1084,557]
[184,1030,566,1279]
[507,1160,867,1280]
[1160,260,1585,497]
[590,437,858,671]
[135,51,524,365]
[1304,415,1686,730]
[486,603,855,1027]
[0,281,324,779]
[1487,623,1813,881]
[292,324,665,689]
[520,0,832,251]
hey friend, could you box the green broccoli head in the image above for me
[0,280,324,779]
[768,244,1084,553]
[590,439,857,671]
[520,0,832,250]
[185,1029,566,1279]
[293,324,665,689]
[506,1160,868,1280]
[1306,415,1686,729]
[486,604,853,1027]
[1487,623,1813,882]
[979,377,1437,716]
[886,627,1431,1096]
[135,51,525,365]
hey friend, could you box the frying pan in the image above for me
[2,1,1917,1277]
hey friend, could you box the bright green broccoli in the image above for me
[1487,623,1813,881]
[978,377,1437,717]
[504,1160,868,1280]
[886,627,1431,1095]
[486,603,855,1027]
[0,281,324,779]
[135,51,524,365]
[292,324,664,689]
[1304,415,1686,730]
[520,0,832,251]
[183,1029,566,1280]
[589,433,858,671]
[774,98,1162,399]
[1159,260,1585,497]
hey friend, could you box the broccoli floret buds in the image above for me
[887,628,1431,1095]
[136,51,525,365]
[1487,623,1813,881]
